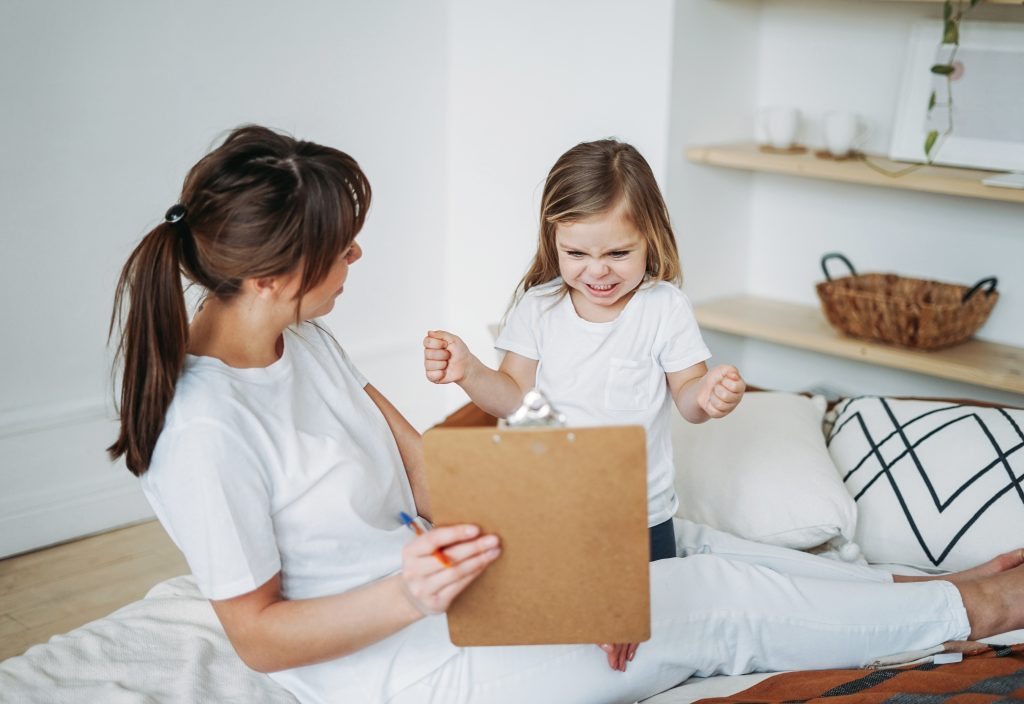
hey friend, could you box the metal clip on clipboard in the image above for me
[503,388,567,428]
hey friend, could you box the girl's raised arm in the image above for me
[667,362,745,424]
[423,330,537,418]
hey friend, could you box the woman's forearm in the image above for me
[215,573,422,673]
[215,523,502,674]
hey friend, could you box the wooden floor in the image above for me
[0,520,188,661]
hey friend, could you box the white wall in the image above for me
[0,0,678,556]
[669,0,1024,406]
[0,0,450,557]
[443,0,676,407]
[666,0,761,372]
[4,0,1020,557]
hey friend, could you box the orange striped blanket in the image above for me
[697,644,1024,704]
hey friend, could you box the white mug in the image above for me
[823,111,870,158]
[758,107,801,150]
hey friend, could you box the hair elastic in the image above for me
[164,204,198,268]
[165,204,187,224]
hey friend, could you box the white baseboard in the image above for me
[0,478,154,558]
[0,401,153,558]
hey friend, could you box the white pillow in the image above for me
[673,392,857,551]
[827,396,1024,572]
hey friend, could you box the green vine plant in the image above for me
[924,0,980,160]
[861,0,979,178]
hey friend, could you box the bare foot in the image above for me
[959,562,1024,639]
[893,549,1024,585]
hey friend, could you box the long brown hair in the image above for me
[513,139,681,305]
[108,125,371,476]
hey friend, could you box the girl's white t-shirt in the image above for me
[141,322,456,703]
[495,279,711,526]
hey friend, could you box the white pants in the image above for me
[389,520,969,704]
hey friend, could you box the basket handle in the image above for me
[961,277,997,304]
[820,253,858,281]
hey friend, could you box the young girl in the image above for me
[424,138,745,670]
[112,125,1024,704]
[424,139,742,560]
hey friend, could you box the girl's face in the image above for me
[294,239,363,319]
[554,204,648,322]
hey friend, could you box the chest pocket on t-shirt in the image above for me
[605,357,654,412]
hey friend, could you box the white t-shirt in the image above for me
[495,279,711,526]
[141,321,456,703]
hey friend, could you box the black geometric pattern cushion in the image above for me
[827,396,1024,571]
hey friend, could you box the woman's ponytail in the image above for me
[107,221,189,476]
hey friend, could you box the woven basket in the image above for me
[815,253,998,350]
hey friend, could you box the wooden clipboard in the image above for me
[423,425,650,646]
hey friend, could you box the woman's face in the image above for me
[295,239,363,319]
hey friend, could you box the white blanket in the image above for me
[10,566,1014,704]
[0,574,767,704]
[0,576,297,704]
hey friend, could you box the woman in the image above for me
[109,124,1024,704]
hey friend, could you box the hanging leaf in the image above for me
[969,0,980,6]
[944,0,953,19]
[943,20,959,45]
[928,91,937,111]
[924,130,939,157]
[931,64,955,75]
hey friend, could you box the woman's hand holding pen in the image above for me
[399,523,502,616]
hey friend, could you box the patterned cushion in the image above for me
[827,396,1024,571]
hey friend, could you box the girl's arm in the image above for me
[667,362,746,424]
[211,523,501,673]
[364,383,432,520]
[424,331,538,419]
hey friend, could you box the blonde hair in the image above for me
[512,139,682,308]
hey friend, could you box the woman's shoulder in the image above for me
[164,320,359,430]
[162,365,254,434]
[301,318,337,340]
[294,319,365,377]
[146,396,262,494]
[288,319,339,354]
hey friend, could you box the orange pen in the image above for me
[399,511,453,567]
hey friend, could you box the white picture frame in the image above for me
[890,20,1024,173]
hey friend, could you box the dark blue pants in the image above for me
[648,518,676,562]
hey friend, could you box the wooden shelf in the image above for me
[685,142,1024,205]
[695,295,1024,394]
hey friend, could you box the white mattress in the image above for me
[641,672,777,703]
